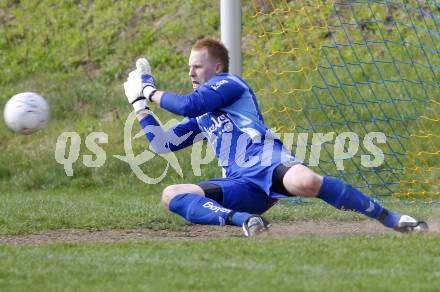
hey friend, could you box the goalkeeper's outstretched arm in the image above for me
[148,77,245,118]
[136,109,203,154]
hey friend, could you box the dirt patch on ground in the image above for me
[1,220,439,245]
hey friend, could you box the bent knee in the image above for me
[284,166,323,196]
[299,174,322,195]
[161,185,181,209]
[161,184,204,209]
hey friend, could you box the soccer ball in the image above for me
[3,92,50,134]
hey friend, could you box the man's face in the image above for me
[188,49,221,89]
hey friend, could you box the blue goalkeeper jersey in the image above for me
[140,73,295,194]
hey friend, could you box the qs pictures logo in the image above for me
[54,111,185,184]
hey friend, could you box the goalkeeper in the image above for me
[123,38,428,237]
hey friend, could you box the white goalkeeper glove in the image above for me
[123,58,157,113]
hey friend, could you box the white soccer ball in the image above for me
[3,92,50,134]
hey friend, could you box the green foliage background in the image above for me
[0,0,439,198]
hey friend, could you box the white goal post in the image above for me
[220,0,242,76]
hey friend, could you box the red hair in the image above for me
[192,38,229,72]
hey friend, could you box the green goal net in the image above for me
[244,0,439,201]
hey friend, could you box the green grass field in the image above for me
[1,236,440,291]
[1,187,439,235]
[1,1,439,291]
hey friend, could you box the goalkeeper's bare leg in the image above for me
[280,164,428,233]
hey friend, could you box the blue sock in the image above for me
[169,194,251,226]
[317,177,400,228]
[381,209,401,229]
[230,211,252,226]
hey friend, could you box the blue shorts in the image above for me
[196,163,294,214]
[197,177,278,214]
